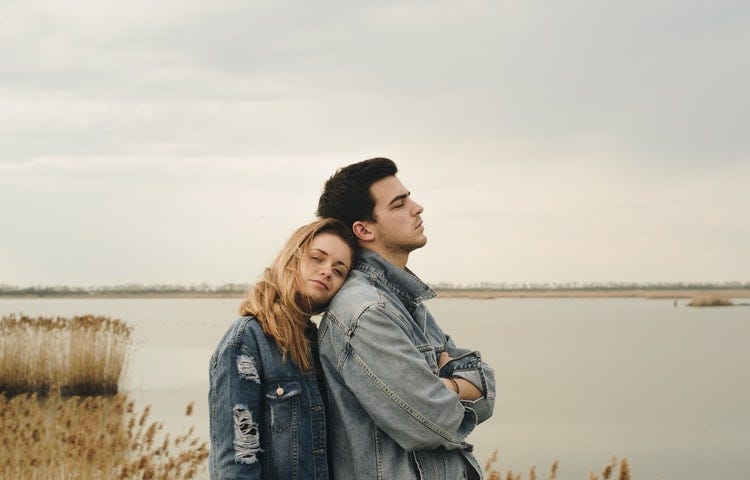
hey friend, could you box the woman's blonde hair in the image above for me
[238,218,356,371]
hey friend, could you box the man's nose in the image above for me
[412,200,423,215]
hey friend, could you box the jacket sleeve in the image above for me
[439,335,496,425]
[209,338,263,480]
[335,303,478,452]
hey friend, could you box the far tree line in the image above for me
[1,281,748,297]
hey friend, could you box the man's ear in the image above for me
[352,221,375,242]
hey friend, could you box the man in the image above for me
[316,158,495,479]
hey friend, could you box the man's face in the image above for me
[368,175,427,255]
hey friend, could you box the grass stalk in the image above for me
[0,314,132,396]
[0,386,207,479]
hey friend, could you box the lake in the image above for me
[1,297,747,479]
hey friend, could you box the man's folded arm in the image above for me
[336,305,478,451]
[441,335,496,424]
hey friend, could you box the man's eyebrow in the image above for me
[388,192,410,206]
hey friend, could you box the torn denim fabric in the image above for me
[233,404,261,464]
[236,354,260,383]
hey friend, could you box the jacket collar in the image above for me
[355,248,436,303]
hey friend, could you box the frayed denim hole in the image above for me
[233,404,261,464]
[236,354,260,383]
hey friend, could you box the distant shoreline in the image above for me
[0,292,243,299]
[3,289,750,300]
[435,288,750,299]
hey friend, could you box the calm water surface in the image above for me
[2,297,747,479]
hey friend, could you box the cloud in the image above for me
[0,1,748,284]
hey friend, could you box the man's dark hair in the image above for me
[316,157,398,228]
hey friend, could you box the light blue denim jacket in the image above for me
[209,316,329,480]
[319,249,495,480]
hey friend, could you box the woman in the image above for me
[209,218,356,480]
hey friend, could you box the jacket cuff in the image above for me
[439,351,487,397]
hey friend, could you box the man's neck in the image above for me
[361,245,409,270]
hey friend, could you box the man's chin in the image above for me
[410,236,428,251]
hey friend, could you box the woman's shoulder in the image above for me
[220,315,304,379]
[220,315,268,351]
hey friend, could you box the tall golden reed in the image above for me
[688,293,733,307]
[0,314,132,396]
[485,451,633,480]
[0,385,208,479]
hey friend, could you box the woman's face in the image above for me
[298,232,353,309]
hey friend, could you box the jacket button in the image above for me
[276,386,284,396]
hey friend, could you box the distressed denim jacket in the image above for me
[319,249,496,480]
[209,316,329,480]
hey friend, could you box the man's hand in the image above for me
[438,352,452,369]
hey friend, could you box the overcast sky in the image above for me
[1,0,748,287]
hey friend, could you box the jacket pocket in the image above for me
[264,381,302,435]
[417,344,439,375]
[264,381,302,479]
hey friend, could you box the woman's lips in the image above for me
[309,279,328,290]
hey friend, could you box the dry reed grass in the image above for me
[485,451,632,480]
[0,384,208,479]
[688,293,733,307]
[0,314,132,396]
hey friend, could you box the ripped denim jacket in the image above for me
[209,316,329,480]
